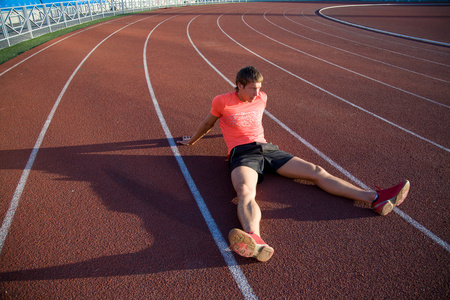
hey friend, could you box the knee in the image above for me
[314,165,326,174]
[311,165,330,181]
[235,183,256,201]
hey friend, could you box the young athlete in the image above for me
[177,66,410,262]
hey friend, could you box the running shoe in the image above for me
[228,228,274,262]
[372,179,410,216]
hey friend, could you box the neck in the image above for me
[236,90,244,102]
[236,90,250,102]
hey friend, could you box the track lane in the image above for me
[143,11,257,298]
[0,12,164,252]
[0,16,146,243]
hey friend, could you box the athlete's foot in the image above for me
[372,180,410,216]
[228,228,274,262]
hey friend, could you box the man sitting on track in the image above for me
[177,66,410,262]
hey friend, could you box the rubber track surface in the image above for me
[0,2,449,299]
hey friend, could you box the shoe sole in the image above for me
[378,180,410,216]
[228,229,274,262]
[379,201,394,216]
[394,180,410,207]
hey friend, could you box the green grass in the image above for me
[0,12,148,65]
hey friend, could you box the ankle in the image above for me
[372,194,379,203]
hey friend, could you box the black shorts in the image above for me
[229,142,294,183]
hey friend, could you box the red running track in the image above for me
[0,2,449,299]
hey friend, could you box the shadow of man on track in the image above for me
[0,137,373,282]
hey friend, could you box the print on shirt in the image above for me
[222,111,263,128]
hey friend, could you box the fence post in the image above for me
[43,4,52,33]
[88,0,93,21]
[101,0,105,18]
[75,2,81,24]
[0,9,11,47]
[22,6,34,39]
[111,0,116,16]
[60,2,67,28]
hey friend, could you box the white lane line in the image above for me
[216,14,449,153]
[318,4,450,48]
[242,12,449,109]
[394,207,450,252]
[0,14,156,254]
[144,15,258,300]
[264,10,450,84]
[186,15,450,253]
[0,17,129,77]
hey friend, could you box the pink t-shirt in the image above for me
[210,91,267,154]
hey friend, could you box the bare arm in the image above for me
[177,113,219,145]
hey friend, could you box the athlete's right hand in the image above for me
[177,136,191,145]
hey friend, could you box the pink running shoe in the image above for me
[372,180,410,216]
[228,228,274,262]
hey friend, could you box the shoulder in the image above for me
[259,91,267,102]
[256,91,267,105]
[211,91,233,117]
[212,91,234,106]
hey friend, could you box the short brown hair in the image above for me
[235,66,263,91]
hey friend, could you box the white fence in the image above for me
[0,0,237,49]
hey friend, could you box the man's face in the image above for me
[237,81,262,103]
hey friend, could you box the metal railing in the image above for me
[0,0,236,49]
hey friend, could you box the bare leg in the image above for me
[277,157,377,204]
[231,166,261,236]
[229,166,274,261]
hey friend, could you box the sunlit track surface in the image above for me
[0,3,449,299]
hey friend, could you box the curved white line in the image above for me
[263,10,450,84]
[242,12,449,109]
[288,7,450,66]
[318,4,450,47]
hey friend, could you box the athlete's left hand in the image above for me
[177,136,191,145]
